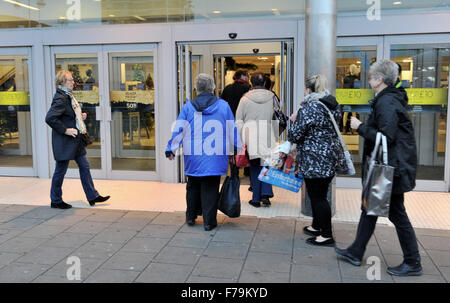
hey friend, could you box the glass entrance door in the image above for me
[0,47,34,176]
[108,50,157,174]
[334,37,383,188]
[176,40,294,182]
[390,43,449,183]
[49,44,158,180]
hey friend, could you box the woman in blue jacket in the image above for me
[166,74,241,231]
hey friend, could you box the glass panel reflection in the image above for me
[109,52,156,171]
[0,55,33,168]
[336,46,377,178]
[55,54,101,169]
[391,44,449,181]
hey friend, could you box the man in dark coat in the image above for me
[335,60,422,277]
[220,69,250,117]
[46,70,109,209]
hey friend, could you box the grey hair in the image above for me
[369,60,399,87]
[195,73,216,93]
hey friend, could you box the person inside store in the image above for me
[236,72,278,208]
[343,64,360,134]
[166,73,240,231]
[45,70,110,209]
[334,60,422,277]
[288,74,342,246]
[220,69,250,118]
[221,69,252,179]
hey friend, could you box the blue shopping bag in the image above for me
[258,166,303,193]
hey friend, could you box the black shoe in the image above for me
[204,224,217,231]
[50,201,72,209]
[387,261,422,276]
[248,200,260,208]
[88,195,110,206]
[186,219,195,226]
[334,247,362,266]
[303,226,321,237]
[261,198,271,206]
[306,236,335,247]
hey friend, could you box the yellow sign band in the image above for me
[336,88,448,106]
[0,92,30,105]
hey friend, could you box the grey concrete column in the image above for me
[301,0,337,217]
[305,0,337,95]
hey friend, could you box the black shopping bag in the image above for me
[218,156,241,218]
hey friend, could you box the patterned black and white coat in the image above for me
[288,91,344,179]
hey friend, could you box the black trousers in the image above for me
[186,175,221,226]
[304,176,334,238]
[347,193,421,264]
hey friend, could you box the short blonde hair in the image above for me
[305,74,328,93]
[55,70,72,87]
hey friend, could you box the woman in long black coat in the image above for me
[45,70,110,209]
[334,60,422,277]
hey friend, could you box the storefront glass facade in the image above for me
[0,54,33,168]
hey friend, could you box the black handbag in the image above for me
[218,156,241,218]
[272,95,288,135]
[80,132,94,147]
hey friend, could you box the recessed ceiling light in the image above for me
[393,1,402,5]
[271,8,278,11]
[109,14,115,17]
[58,16,66,20]
[213,10,221,14]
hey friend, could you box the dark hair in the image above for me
[145,74,154,89]
[264,74,272,90]
[250,72,265,87]
[396,63,402,75]
[233,69,248,80]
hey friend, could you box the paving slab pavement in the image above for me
[0,205,448,283]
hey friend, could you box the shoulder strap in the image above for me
[312,101,348,150]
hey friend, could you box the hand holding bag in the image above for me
[361,132,395,217]
[218,156,241,218]
[272,95,288,136]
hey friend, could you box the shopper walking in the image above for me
[220,69,250,117]
[221,69,252,179]
[166,73,240,231]
[288,74,343,247]
[236,72,278,208]
[45,70,110,209]
[334,60,422,276]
